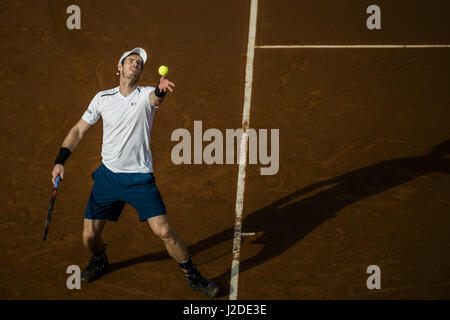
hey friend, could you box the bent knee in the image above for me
[156,227,175,242]
[82,226,101,241]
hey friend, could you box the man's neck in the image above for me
[119,78,138,97]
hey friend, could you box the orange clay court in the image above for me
[0,0,449,299]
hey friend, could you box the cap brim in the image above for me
[119,47,148,65]
[129,48,147,64]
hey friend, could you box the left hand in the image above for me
[158,76,175,93]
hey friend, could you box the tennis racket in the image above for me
[43,175,62,241]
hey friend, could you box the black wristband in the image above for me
[54,147,71,165]
[154,83,167,98]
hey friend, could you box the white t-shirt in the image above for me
[82,86,158,173]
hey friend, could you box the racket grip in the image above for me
[54,175,61,189]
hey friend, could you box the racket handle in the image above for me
[54,175,61,189]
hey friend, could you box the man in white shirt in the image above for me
[51,47,219,298]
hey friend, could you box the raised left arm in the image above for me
[149,76,175,106]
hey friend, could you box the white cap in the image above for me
[118,47,148,65]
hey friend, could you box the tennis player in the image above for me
[51,47,219,298]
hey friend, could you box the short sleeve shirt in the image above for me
[82,86,158,173]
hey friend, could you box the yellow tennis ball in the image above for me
[158,65,169,76]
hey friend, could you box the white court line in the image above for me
[257,44,450,49]
[229,10,450,301]
[229,0,258,301]
[242,232,256,236]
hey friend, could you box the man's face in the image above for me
[118,54,144,80]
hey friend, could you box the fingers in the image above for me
[161,81,175,93]
[159,76,175,93]
[52,169,57,185]
[51,165,64,185]
[164,83,174,93]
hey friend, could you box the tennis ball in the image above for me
[158,65,169,76]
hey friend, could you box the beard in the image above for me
[122,69,140,84]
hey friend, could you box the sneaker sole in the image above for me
[189,283,219,298]
[81,266,109,283]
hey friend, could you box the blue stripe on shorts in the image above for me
[85,163,167,222]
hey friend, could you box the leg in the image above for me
[82,218,107,254]
[148,214,219,298]
[124,174,218,297]
[81,218,109,282]
[147,215,190,263]
[81,164,126,282]
[83,164,125,254]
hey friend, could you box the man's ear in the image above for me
[117,62,122,75]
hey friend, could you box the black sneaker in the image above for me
[81,247,109,283]
[185,269,219,298]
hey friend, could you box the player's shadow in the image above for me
[107,139,450,296]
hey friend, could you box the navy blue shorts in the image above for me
[84,163,167,222]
